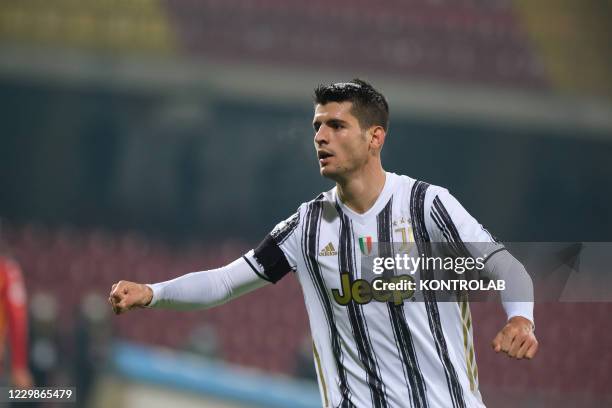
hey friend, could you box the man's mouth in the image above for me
[317,151,333,165]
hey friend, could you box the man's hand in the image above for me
[491,316,538,359]
[108,280,153,315]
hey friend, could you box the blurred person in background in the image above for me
[0,256,33,389]
[110,79,538,408]
[74,293,112,407]
[29,293,61,395]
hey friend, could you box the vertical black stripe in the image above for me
[432,194,503,300]
[410,181,466,408]
[301,198,355,408]
[377,197,429,408]
[430,209,462,258]
[274,210,300,245]
[432,197,471,259]
[336,203,388,408]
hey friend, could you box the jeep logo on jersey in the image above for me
[358,236,373,255]
[332,272,416,306]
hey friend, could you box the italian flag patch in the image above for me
[358,236,373,255]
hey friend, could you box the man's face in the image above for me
[312,102,371,181]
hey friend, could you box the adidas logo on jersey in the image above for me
[319,242,337,256]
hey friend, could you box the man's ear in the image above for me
[369,126,386,151]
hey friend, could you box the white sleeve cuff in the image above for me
[503,301,534,328]
[144,283,162,308]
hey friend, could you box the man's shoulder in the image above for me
[392,173,445,192]
[270,189,335,242]
[386,172,450,204]
[297,187,336,210]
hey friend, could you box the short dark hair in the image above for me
[314,78,389,131]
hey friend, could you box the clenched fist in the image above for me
[108,280,153,315]
[492,316,538,360]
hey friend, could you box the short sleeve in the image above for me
[425,187,504,261]
[243,208,301,284]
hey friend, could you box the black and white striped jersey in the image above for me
[244,172,506,408]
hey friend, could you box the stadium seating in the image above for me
[163,0,548,88]
[0,0,548,89]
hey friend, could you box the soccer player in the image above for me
[110,79,538,408]
[0,256,33,389]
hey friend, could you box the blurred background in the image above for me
[0,0,611,407]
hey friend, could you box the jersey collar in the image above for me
[333,172,397,225]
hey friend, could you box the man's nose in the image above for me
[314,127,329,145]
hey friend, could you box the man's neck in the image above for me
[336,166,387,214]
